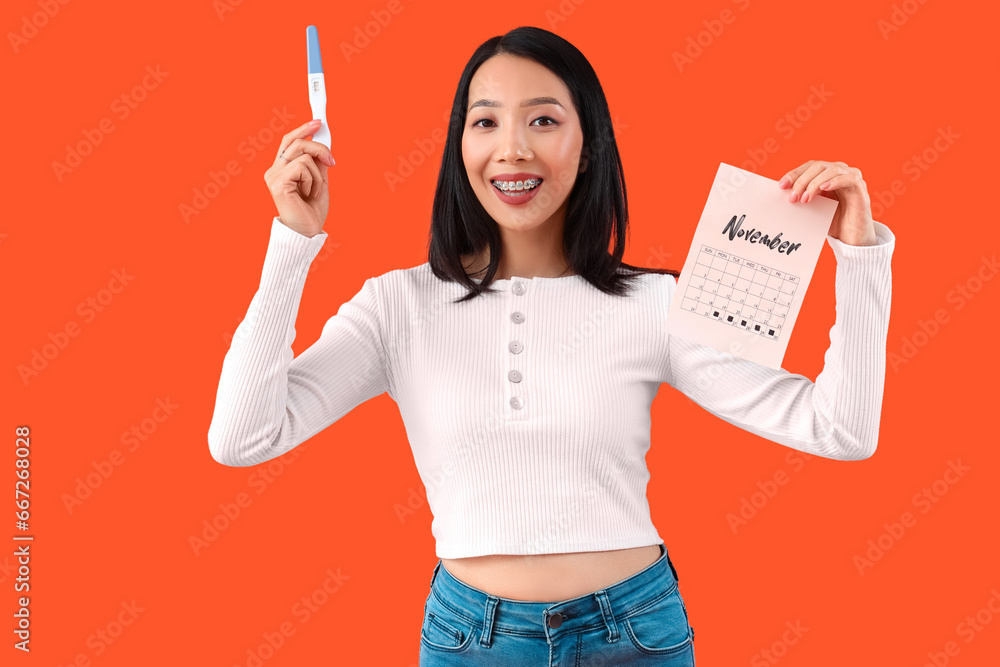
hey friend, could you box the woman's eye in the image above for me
[471,116,559,128]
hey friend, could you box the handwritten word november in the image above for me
[721,214,802,254]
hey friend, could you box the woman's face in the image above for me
[462,54,586,236]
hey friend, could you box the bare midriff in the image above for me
[440,545,663,602]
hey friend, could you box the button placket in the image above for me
[507,279,527,415]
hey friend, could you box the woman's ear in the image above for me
[578,147,589,174]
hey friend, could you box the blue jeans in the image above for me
[419,543,696,665]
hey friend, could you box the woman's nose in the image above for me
[497,125,533,161]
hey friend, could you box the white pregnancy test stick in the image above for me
[306,25,331,151]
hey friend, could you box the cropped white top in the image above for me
[208,217,895,558]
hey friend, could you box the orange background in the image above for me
[5,0,998,664]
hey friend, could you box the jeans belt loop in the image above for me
[594,589,620,643]
[480,595,499,648]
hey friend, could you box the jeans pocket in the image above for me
[420,590,476,654]
[622,585,694,656]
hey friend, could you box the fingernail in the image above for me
[802,191,810,203]
[778,176,789,188]
[327,154,336,166]
[309,119,322,125]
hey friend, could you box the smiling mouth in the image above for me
[491,178,543,195]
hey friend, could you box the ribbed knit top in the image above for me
[208,217,895,558]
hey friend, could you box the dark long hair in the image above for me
[427,26,680,304]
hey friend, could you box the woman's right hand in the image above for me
[264,119,337,238]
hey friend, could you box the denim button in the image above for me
[508,370,522,383]
[511,311,525,324]
[510,396,523,410]
[547,612,565,628]
[512,282,526,296]
[508,340,523,354]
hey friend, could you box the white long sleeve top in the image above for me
[208,217,895,558]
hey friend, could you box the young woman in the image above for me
[209,26,894,666]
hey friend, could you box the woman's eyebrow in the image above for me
[467,96,564,112]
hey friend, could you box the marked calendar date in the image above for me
[680,245,798,341]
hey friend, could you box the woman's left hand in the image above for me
[777,160,879,247]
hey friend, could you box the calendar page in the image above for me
[664,162,839,369]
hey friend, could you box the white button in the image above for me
[510,396,523,410]
[508,340,523,354]
[508,370,522,383]
[512,282,526,296]
[511,311,525,324]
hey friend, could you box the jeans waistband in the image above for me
[427,543,677,642]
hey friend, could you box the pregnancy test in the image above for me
[306,25,331,150]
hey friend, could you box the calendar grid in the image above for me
[680,245,799,341]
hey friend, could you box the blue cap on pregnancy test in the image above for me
[307,25,323,73]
